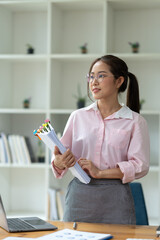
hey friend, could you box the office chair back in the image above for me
[129,182,149,225]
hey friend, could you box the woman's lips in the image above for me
[92,88,100,93]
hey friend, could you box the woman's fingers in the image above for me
[54,146,61,155]
[79,159,89,167]
[61,149,76,167]
[65,156,76,167]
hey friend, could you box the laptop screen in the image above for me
[0,196,9,232]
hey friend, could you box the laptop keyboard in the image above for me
[8,218,35,231]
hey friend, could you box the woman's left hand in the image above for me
[78,158,100,178]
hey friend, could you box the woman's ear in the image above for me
[116,76,124,89]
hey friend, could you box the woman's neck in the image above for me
[97,99,121,119]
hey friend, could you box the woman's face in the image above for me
[89,61,122,101]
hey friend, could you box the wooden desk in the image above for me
[0,221,158,240]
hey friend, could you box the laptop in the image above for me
[0,195,57,232]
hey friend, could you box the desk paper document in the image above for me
[37,228,113,240]
[2,238,34,240]
[33,120,91,184]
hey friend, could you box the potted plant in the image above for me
[140,99,145,110]
[128,42,140,53]
[26,44,34,54]
[73,84,87,108]
[80,43,88,54]
[23,97,31,108]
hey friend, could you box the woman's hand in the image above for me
[54,146,76,170]
[78,158,101,178]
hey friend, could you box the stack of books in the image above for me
[0,133,36,164]
[48,188,65,220]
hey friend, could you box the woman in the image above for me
[51,55,150,224]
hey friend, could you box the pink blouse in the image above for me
[51,102,150,183]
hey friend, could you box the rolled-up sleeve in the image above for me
[51,112,74,178]
[117,116,150,183]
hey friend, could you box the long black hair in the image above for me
[88,55,140,113]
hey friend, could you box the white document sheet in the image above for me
[37,228,112,240]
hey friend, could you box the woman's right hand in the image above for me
[54,146,76,170]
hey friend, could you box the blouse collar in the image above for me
[85,102,133,119]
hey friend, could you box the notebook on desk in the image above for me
[0,195,57,233]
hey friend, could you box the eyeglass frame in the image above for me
[86,72,115,83]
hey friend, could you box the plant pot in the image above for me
[77,100,85,109]
[23,102,30,108]
[132,47,139,53]
[27,48,34,54]
[38,156,45,163]
[81,48,87,54]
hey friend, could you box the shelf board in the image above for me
[51,53,101,61]
[149,166,159,172]
[108,0,160,10]
[0,163,47,168]
[115,53,160,61]
[141,110,160,115]
[0,108,47,114]
[1,53,160,62]
[1,108,160,115]
[51,0,103,11]
[0,54,47,62]
[1,163,159,171]
[51,53,160,61]
[50,109,74,114]
[0,1,47,11]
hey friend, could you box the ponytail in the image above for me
[127,72,140,113]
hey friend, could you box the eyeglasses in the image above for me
[86,73,114,83]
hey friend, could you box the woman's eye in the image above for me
[99,74,104,78]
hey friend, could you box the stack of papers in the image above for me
[39,128,91,184]
[38,229,113,240]
[3,228,113,240]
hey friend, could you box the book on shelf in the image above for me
[24,137,36,163]
[0,137,6,163]
[56,189,65,220]
[0,133,36,165]
[20,136,32,164]
[15,135,27,164]
[0,133,11,164]
[48,188,58,220]
[48,188,65,221]
[8,135,19,164]
[8,135,25,164]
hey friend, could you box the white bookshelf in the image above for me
[0,0,160,225]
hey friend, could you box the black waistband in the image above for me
[74,177,125,186]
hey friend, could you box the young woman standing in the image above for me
[51,55,150,224]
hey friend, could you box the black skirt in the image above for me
[63,177,136,224]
